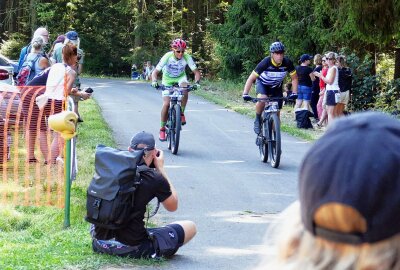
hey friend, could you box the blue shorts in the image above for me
[255,81,283,109]
[297,85,312,101]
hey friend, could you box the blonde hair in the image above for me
[325,52,337,62]
[314,54,323,65]
[254,201,400,270]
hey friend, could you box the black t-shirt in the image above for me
[312,65,323,92]
[338,67,352,92]
[296,65,313,87]
[94,164,172,246]
[254,56,296,89]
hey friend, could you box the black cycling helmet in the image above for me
[269,41,285,53]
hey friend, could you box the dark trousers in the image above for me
[310,89,320,120]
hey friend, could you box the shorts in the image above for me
[326,90,339,106]
[339,90,350,105]
[148,224,185,257]
[162,74,189,87]
[255,81,283,109]
[297,85,312,101]
[91,224,184,259]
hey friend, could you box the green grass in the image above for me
[0,99,161,270]
[196,80,324,141]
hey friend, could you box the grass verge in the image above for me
[0,99,161,270]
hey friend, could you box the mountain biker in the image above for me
[151,38,201,141]
[242,41,298,134]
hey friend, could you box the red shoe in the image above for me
[159,127,167,141]
[181,113,186,125]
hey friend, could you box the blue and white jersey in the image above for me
[253,56,296,89]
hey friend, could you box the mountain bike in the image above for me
[159,84,195,155]
[251,97,282,168]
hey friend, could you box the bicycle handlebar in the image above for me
[158,84,197,91]
[246,96,284,103]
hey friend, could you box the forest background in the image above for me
[1,0,400,112]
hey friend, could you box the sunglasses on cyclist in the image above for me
[175,50,184,54]
[273,51,285,55]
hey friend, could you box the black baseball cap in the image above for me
[300,54,313,62]
[299,112,400,244]
[130,131,155,150]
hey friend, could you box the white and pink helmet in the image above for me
[171,38,187,50]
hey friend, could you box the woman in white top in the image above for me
[314,52,339,124]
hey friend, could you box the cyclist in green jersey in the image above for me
[151,39,201,141]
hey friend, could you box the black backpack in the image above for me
[295,109,314,129]
[85,145,145,229]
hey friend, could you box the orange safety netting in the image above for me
[0,85,67,208]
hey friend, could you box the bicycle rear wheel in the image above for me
[258,115,268,163]
[268,113,281,168]
[171,104,181,155]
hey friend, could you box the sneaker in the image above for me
[253,117,261,134]
[159,128,167,141]
[181,113,186,125]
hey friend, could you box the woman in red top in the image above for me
[316,57,329,127]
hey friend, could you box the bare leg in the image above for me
[39,131,49,162]
[26,130,37,160]
[161,97,170,124]
[294,99,302,110]
[171,220,197,245]
[327,105,335,124]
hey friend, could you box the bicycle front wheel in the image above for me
[268,113,281,168]
[171,104,181,155]
[259,115,268,163]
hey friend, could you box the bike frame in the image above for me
[160,85,194,154]
[252,96,282,168]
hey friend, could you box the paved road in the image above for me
[82,78,311,270]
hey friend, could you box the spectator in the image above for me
[294,54,315,111]
[336,55,352,116]
[254,111,400,269]
[48,35,65,64]
[314,52,339,124]
[145,61,154,81]
[36,43,89,164]
[311,54,323,122]
[53,31,87,122]
[17,27,49,72]
[24,36,50,80]
[91,131,197,259]
[316,56,329,127]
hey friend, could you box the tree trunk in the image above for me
[395,47,400,80]
[134,0,143,47]
[30,0,36,34]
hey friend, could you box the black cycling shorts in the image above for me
[255,81,283,109]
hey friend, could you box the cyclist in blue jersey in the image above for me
[151,39,201,141]
[242,41,298,134]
